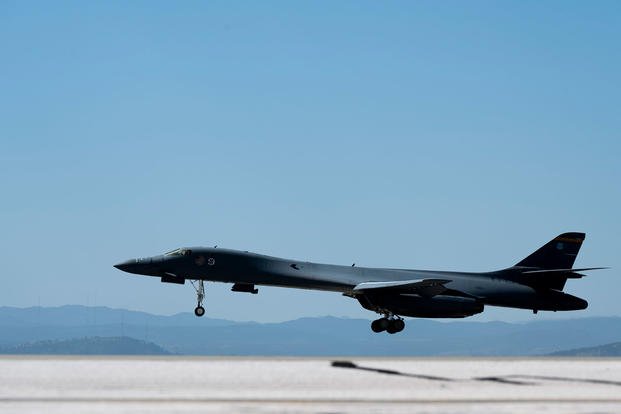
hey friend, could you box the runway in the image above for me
[1,357,620,413]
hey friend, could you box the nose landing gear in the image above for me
[191,280,205,317]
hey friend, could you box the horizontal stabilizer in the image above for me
[521,267,608,275]
[521,267,608,284]
[353,278,450,297]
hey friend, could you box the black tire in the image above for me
[194,306,205,317]
[371,318,388,333]
[386,319,405,334]
[393,319,405,332]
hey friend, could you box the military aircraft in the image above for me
[114,232,603,334]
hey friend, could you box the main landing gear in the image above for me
[191,280,205,317]
[371,314,405,334]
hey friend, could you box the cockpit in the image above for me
[164,248,192,257]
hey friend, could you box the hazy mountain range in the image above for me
[1,306,620,356]
[547,342,621,357]
[0,336,170,355]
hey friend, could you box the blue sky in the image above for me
[1,1,619,322]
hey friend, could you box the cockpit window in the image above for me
[164,248,192,257]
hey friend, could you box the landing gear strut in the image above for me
[191,280,205,317]
[371,313,405,334]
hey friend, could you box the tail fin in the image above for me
[516,232,585,270]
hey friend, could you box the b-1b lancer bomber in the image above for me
[114,232,603,334]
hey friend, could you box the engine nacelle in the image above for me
[358,293,484,318]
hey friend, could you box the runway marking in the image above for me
[331,361,621,387]
[2,398,621,404]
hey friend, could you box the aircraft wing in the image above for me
[353,278,451,298]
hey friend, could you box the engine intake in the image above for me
[161,275,186,285]
[231,283,259,294]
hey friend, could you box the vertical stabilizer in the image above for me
[515,232,585,270]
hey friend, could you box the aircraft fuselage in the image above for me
[115,247,587,314]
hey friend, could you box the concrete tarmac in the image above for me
[1,356,620,413]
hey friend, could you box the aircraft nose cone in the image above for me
[114,257,160,276]
[114,259,136,273]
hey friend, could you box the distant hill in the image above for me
[0,336,170,355]
[547,342,621,357]
[1,306,621,356]
[0,304,234,328]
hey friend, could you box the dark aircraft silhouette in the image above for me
[114,232,603,334]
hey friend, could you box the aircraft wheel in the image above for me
[393,319,405,333]
[194,306,205,317]
[371,318,389,333]
[386,319,405,334]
